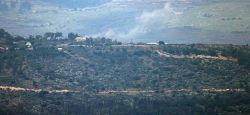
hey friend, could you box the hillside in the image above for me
[1,30,250,114]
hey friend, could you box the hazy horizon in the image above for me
[1,0,250,44]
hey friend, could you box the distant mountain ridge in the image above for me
[0,0,111,12]
[0,0,44,11]
[41,0,110,8]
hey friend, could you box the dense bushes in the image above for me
[161,44,250,69]
[1,30,250,114]
[1,92,250,115]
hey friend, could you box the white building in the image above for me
[75,36,86,43]
[25,42,32,48]
[146,43,158,45]
[25,42,33,50]
[57,48,63,52]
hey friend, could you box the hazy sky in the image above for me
[1,0,250,44]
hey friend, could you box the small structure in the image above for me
[146,43,158,45]
[57,48,63,52]
[75,36,86,43]
[26,42,32,47]
[57,44,68,48]
[70,45,86,47]
[46,37,52,40]
[25,42,33,51]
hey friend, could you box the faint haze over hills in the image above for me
[0,0,111,11]
[1,0,250,44]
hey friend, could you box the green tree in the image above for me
[85,37,94,45]
[158,41,165,45]
[68,32,79,40]
[55,32,63,38]
[44,32,55,39]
